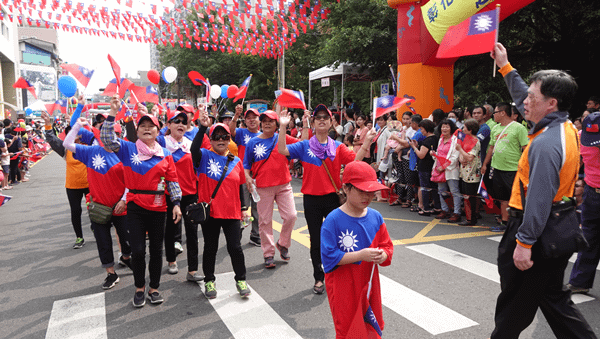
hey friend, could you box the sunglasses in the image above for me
[170,118,186,124]
[211,134,231,141]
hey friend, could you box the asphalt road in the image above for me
[1,153,599,339]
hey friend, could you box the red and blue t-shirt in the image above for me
[243,134,299,188]
[234,128,261,163]
[113,139,179,212]
[73,144,127,216]
[156,135,197,196]
[287,140,355,195]
[195,149,245,219]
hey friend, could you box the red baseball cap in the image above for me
[259,110,278,122]
[137,114,160,129]
[113,123,122,134]
[209,122,231,136]
[342,161,388,192]
[166,110,188,123]
[312,104,332,117]
[177,104,194,114]
[244,108,260,118]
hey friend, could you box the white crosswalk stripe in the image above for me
[207,272,303,339]
[46,292,107,339]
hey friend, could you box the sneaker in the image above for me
[204,281,217,299]
[249,237,261,247]
[186,272,205,282]
[276,242,290,261]
[133,290,146,308]
[313,281,325,295]
[567,284,590,294]
[174,241,184,254]
[489,224,507,232]
[147,291,164,304]
[264,256,276,269]
[236,280,251,298]
[73,238,85,249]
[119,256,132,270]
[167,262,178,274]
[102,273,119,290]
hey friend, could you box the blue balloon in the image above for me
[58,76,77,97]
[25,108,33,115]
[220,85,229,99]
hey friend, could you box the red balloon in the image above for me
[227,85,239,98]
[147,70,160,84]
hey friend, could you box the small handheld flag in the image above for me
[374,95,414,119]
[276,88,306,110]
[234,75,252,103]
[60,63,95,87]
[436,8,500,59]
[107,54,121,87]
[13,77,37,99]
[478,180,495,209]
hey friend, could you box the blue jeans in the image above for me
[437,180,462,215]
[418,171,440,211]
[569,184,600,288]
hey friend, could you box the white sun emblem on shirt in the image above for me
[338,230,359,252]
[243,134,251,145]
[92,153,106,170]
[307,149,316,158]
[473,14,493,32]
[130,153,142,165]
[253,143,268,159]
[207,158,222,178]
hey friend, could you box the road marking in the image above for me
[395,219,498,245]
[411,243,595,304]
[408,243,500,283]
[379,275,478,335]
[46,292,107,339]
[208,272,303,339]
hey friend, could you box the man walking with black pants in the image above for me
[489,43,596,339]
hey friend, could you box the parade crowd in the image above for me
[3,43,600,338]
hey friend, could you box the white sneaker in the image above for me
[174,241,184,254]
[167,262,178,274]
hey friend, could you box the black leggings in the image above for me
[91,215,131,268]
[303,193,340,282]
[9,158,21,183]
[200,217,246,283]
[66,187,89,239]
[165,194,198,270]
[127,201,166,290]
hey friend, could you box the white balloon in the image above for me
[210,84,221,99]
[163,66,178,83]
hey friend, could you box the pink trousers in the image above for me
[256,183,297,258]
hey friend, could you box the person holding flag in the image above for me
[455,119,482,226]
[321,160,393,338]
[277,104,375,294]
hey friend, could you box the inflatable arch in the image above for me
[387,0,535,117]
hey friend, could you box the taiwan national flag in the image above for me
[436,8,499,59]
[102,78,126,96]
[60,63,94,87]
[234,75,252,102]
[13,77,37,99]
[455,129,478,153]
[130,85,159,104]
[0,194,11,207]
[107,54,121,87]
[275,88,306,110]
[374,95,414,119]
[478,180,494,209]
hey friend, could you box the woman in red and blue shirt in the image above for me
[277,104,374,294]
[101,95,182,308]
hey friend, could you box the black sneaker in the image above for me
[249,237,261,247]
[73,237,85,249]
[148,291,164,304]
[133,290,146,308]
[102,273,119,290]
[119,256,132,270]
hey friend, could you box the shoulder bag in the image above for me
[322,160,346,205]
[185,154,233,225]
[88,196,114,225]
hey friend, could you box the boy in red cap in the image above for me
[321,160,394,338]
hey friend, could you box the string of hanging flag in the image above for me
[2,0,329,58]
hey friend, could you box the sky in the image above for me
[52,0,171,95]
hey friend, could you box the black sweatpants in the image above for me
[66,187,89,239]
[303,193,340,283]
[200,217,246,283]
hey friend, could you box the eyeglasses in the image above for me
[313,115,330,121]
[211,134,231,141]
[170,118,186,124]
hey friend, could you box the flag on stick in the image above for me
[436,8,499,59]
[275,88,306,110]
[107,54,121,87]
[60,63,94,87]
[234,75,252,102]
[13,77,37,99]
[374,95,414,119]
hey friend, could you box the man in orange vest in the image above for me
[489,43,596,339]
